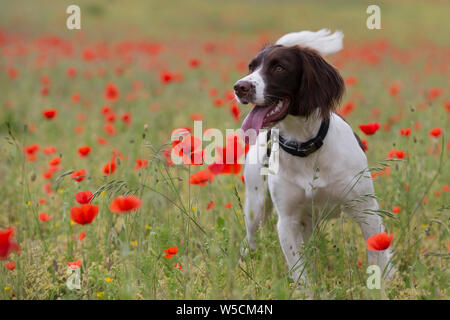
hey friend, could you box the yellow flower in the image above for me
[192,206,197,212]
[26,201,31,206]
[105,277,113,283]
[70,220,76,226]
[421,224,428,229]
[236,209,242,214]
[57,189,64,194]
[145,224,151,230]
[100,191,106,197]
[13,221,19,225]
[130,240,138,246]
[4,286,11,291]
[96,291,104,298]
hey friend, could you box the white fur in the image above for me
[275,29,344,56]
[244,113,394,290]
[235,67,266,105]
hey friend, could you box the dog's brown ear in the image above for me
[294,47,344,118]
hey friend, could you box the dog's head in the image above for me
[234,30,345,136]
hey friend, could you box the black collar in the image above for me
[277,118,330,157]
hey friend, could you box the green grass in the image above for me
[0,0,448,299]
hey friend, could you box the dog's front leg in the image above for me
[277,215,308,285]
[346,197,395,279]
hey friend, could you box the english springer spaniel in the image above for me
[234,30,394,293]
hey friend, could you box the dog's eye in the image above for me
[274,65,284,73]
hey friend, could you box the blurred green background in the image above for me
[1,0,449,45]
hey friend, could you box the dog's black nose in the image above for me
[234,81,252,98]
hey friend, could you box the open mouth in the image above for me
[241,98,289,139]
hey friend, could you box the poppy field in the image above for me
[0,0,448,300]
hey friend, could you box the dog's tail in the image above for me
[275,29,344,56]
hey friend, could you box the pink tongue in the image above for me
[241,106,271,144]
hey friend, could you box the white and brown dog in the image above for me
[234,30,394,288]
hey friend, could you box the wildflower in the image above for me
[189,170,214,186]
[49,157,61,166]
[121,112,131,124]
[429,127,442,138]
[345,76,357,86]
[71,169,86,182]
[39,213,51,222]
[388,82,402,97]
[104,123,116,136]
[387,149,405,159]
[78,231,86,240]
[66,67,77,77]
[104,82,119,101]
[392,206,401,214]
[96,292,104,298]
[109,195,142,213]
[75,191,93,204]
[189,58,200,68]
[173,135,203,165]
[231,103,241,122]
[67,260,82,269]
[103,161,116,175]
[338,101,355,116]
[224,202,232,209]
[78,146,91,157]
[42,109,57,119]
[43,146,56,155]
[174,263,183,272]
[400,128,411,137]
[358,122,380,135]
[105,277,112,283]
[427,87,442,102]
[163,246,178,259]
[70,204,99,225]
[0,228,20,260]
[367,232,393,251]
[4,261,15,270]
[134,158,148,170]
[206,201,215,211]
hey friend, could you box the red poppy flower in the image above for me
[121,112,131,124]
[39,213,51,222]
[427,87,442,102]
[367,232,393,251]
[78,146,91,157]
[75,190,93,204]
[162,148,174,166]
[78,231,86,240]
[206,201,215,211]
[134,158,148,170]
[189,170,214,186]
[49,156,61,166]
[43,146,56,155]
[400,128,411,137]
[23,144,40,155]
[174,263,183,272]
[361,139,368,152]
[163,246,178,259]
[67,259,82,269]
[160,71,173,84]
[0,228,20,260]
[345,76,357,86]
[104,123,116,136]
[103,161,116,175]
[429,127,442,138]
[71,169,86,182]
[66,67,77,78]
[388,82,402,97]
[230,103,241,122]
[173,135,203,165]
[42,109,57,119]
[106,113,116,122]
[224,202,232,209]
[189,58,200,68]
[4,261,15,270]
[338,101,355,117]
[359,122,380,135]
[104,82,119,101]
[97,137,108,145]
[387,149,405,159]
[109,195,142,213]
[208,134,246,175]
[392,206,401,214]
[70,204,99,225]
